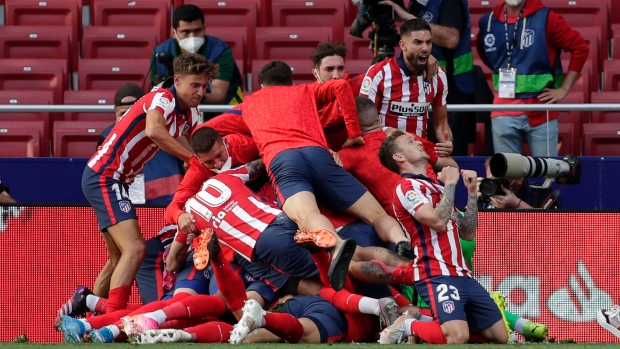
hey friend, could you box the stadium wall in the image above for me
[1,156,620,208]
[0,206,618,343]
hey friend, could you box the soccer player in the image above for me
[164,126,259,236]
[81,53,217,314]
[350,130,508,344]
[359,19,453,148]
[241,61,410,290]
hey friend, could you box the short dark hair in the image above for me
[172,4,205,29]
[310,42,347,68]
[173,53,219,79]
[399,18,432,37]
[379,130,407,174]
[258,61,293,86]
[191,126,223,154]
[355,96,379,128]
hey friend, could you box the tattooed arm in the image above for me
[456,169,479,240]
[412,167,460,232]
[244,158,266,183]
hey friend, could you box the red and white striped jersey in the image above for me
[359,54,448,139]
[184,167,283,262]
[391,173,471,281]
[87,87,200,184]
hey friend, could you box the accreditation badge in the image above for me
[498,67,517,99]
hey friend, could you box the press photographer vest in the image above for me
[479,8,564,98]
[411,0,476,94]
[154,35,244,105]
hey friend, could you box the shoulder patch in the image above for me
[155,96,171,110]
[360,76,373,95]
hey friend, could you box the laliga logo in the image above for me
[478,260,612,322]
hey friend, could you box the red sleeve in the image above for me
[224,134,259,164]
[164,156,212,224]
[338,148,355,171]
[203,110,251,136]
[313,80,362,139]
[546,11,589,73]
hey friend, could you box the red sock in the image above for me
[187,321,233,343]
[410,320,447,344]
[468,333,489,343]
[419,308,432,317]
[344,313,374,343]
[163,295,226,320]
[87,309,132,329]
[318,287,363,314]
[94,298,108,313]
[309,249,332,286]
[161,317,213,329]
[263,312,304,343]
[211,259,247,312]
[389,286,412,307]
[106,285,131,313]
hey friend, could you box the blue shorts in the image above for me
[414,276,502,331]
[161,253,213,299]
[82,166,137,232]
[269,146,367,211]
[253,213,318,279]
[338,221,386,248]
[135,237,165,304]
[209,263,278,307]
[284,296,347,343]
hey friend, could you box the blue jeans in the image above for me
[491,115,558,156]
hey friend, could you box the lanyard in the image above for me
[503,2,526,69]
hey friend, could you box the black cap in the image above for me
[114,83,145,106]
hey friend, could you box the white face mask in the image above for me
[209,155,232,174]
[176,35,204,54]
[505,0,524,6]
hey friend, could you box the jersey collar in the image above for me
[396,53,419,77]
[402,172,433,183]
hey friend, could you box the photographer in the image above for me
[477,157,562,209]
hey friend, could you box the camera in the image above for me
[151,52,175,89]
[489,153,581,186]
[350,0,404,60]
[479,178,510,198]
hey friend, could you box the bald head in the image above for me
[355,96,381,130]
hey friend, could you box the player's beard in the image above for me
[406,52,428,74]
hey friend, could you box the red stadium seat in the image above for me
[557,122,577,156]
[78,59,149,91]
[0,90,55,156]
[544,0,609,50]
[590,91,620,123]
[468,0,495,32]
[206,27,247,73]
[345,59,372,78]
[185,0,259,62]
[603,59,620,91]
[557,91,586,150]
[250,59,314,92]
[4,0,80,67]
[53,120,111,157]
[0,26,74,73]
[0,59,67,104]
[582,122,620,156]
[255,27,332,60]
[81,26,160,60]
[63,90,117,122]
[344,27,374,61]
[0,120,45,157]
[272,0,346,42]
[562,58,592,103]
[468,122,486,156]
[90,0,170,42]
[559,26,601,91]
